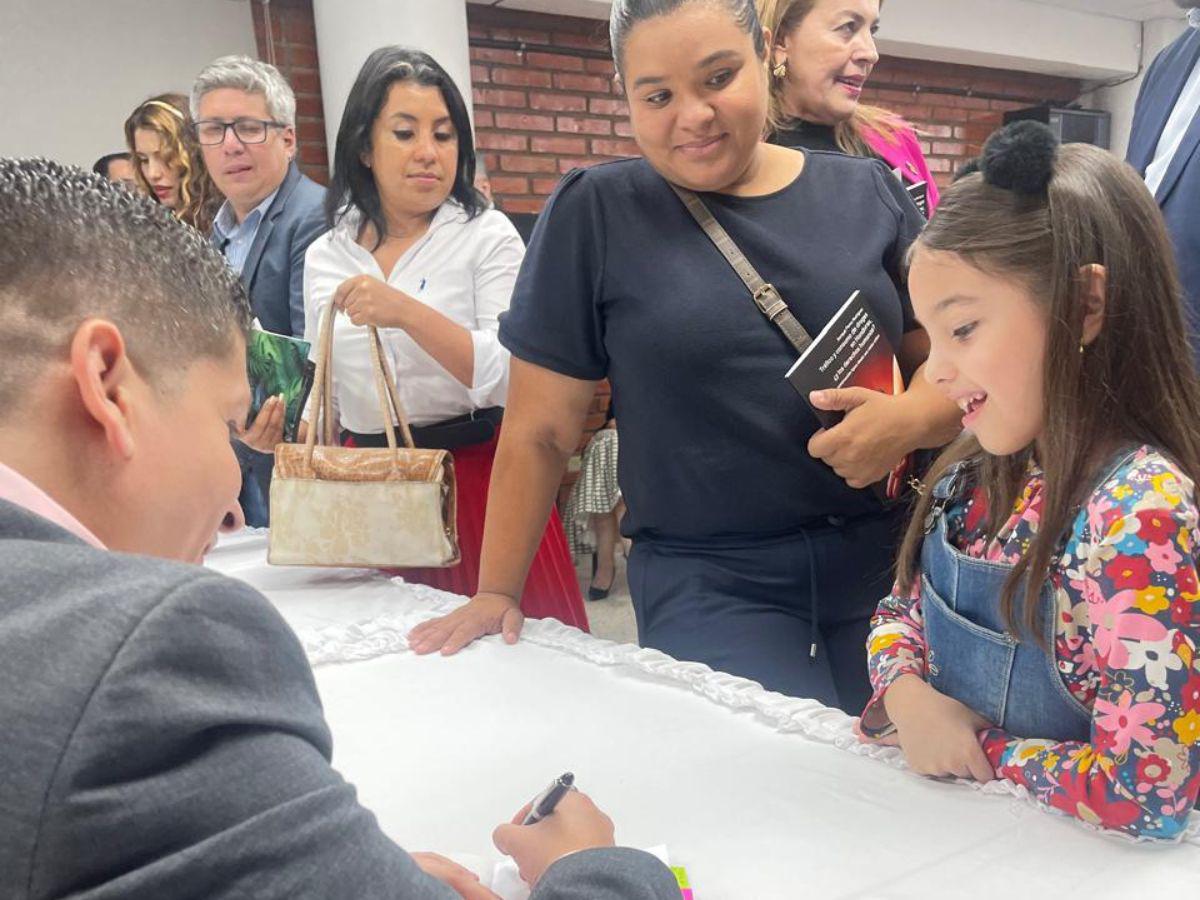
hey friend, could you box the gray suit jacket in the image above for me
[218,161,327,337]
[0,500,678,899]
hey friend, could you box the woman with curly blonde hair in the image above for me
[124,93,222,233]
[758,0,939,213]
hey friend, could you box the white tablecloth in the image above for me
[207,532,1200,899]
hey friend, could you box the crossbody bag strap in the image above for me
[668,183,813,356]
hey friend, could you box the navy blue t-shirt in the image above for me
[500,152,925,542]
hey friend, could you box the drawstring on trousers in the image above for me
[799,528,819,661]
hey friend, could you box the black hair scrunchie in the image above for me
[980,120,1059,195]
[953,158,981,182]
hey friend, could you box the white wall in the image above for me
[1088,17,1190,159]
[0,0,256,169]
[873,0,1140,79]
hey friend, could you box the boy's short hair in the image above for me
[0,158,251,411]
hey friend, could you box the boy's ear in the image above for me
[69,319,139,460]
[1078,264,1107,347]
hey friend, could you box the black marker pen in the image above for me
[521,772,575,825]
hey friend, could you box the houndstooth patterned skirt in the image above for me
[563,427,620,557]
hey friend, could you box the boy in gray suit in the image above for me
[0,158,678,900]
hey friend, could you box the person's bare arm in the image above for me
[408,358,597,654]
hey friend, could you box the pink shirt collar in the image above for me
[0,461,106,549]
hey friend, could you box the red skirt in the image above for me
[347,429,588,630]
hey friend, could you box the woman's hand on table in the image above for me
[236,395,286,453]
[408,592,525,655]
[333,274,412,329]
[884,675,995,782]
[806,388,916,489]
[411,852,502,899]
[493,790,616,887]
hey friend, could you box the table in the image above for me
[207,532,1200,899]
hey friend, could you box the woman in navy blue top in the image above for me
[409,0,961,711]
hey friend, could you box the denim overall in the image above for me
[920,463,1093,741]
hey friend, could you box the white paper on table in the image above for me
[451,845,672,900]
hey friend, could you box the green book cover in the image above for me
[246,329,315,443]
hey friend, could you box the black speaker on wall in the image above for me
[1002,106,1111,149]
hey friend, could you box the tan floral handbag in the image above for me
[268,305,461,568]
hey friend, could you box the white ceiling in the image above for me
[1026,0,1187,20]
[472,0,1192,23]
[467,0,1184,80]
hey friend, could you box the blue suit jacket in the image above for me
[1128,26,1200,356]
[219,163,327,527]
[220,160,328,337]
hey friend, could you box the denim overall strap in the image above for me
[919,466,1092,742]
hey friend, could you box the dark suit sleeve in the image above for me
[534,848,682,900]
[32,574,456,900]
[290,204,329,338]
[1128,48,1165,168]
[870,160,925,334]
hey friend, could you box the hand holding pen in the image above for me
[493,773,616,886]
[521,772,575,825]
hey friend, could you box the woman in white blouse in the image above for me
[301,46,587,629]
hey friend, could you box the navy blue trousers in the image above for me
[627,511,902,712]
[234,443,274,528]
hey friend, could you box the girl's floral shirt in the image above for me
[864,447,1200,839]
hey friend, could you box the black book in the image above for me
[785,290,913,501]
[893,166,930,218]
[906,179,930,218]
[785,290,903,427]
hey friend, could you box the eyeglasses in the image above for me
[193,118,286,146]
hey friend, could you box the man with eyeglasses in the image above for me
[191,55,327,527]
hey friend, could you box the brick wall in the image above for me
[251,0,1083,211]
[468,5,1081,212]
[861,57,1081,178]
[251,0,329,184]
[468,6,628,215]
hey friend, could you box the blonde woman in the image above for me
[124,93,222,233]
[759,0,939,212]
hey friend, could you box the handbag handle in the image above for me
[668,183,813,356]
[305,303,416,463]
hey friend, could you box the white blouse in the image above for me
[302,202,523,432]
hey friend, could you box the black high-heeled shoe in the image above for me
[588,551,613,601]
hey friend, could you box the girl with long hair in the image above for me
[860,122,1200,838]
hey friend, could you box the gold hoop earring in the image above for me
[772,61,788,79]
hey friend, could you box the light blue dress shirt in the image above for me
[1145,10,1200,195]
[212,188,280,276]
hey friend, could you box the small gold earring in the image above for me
[1079,341,1086,355]
[772,61,788,79]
